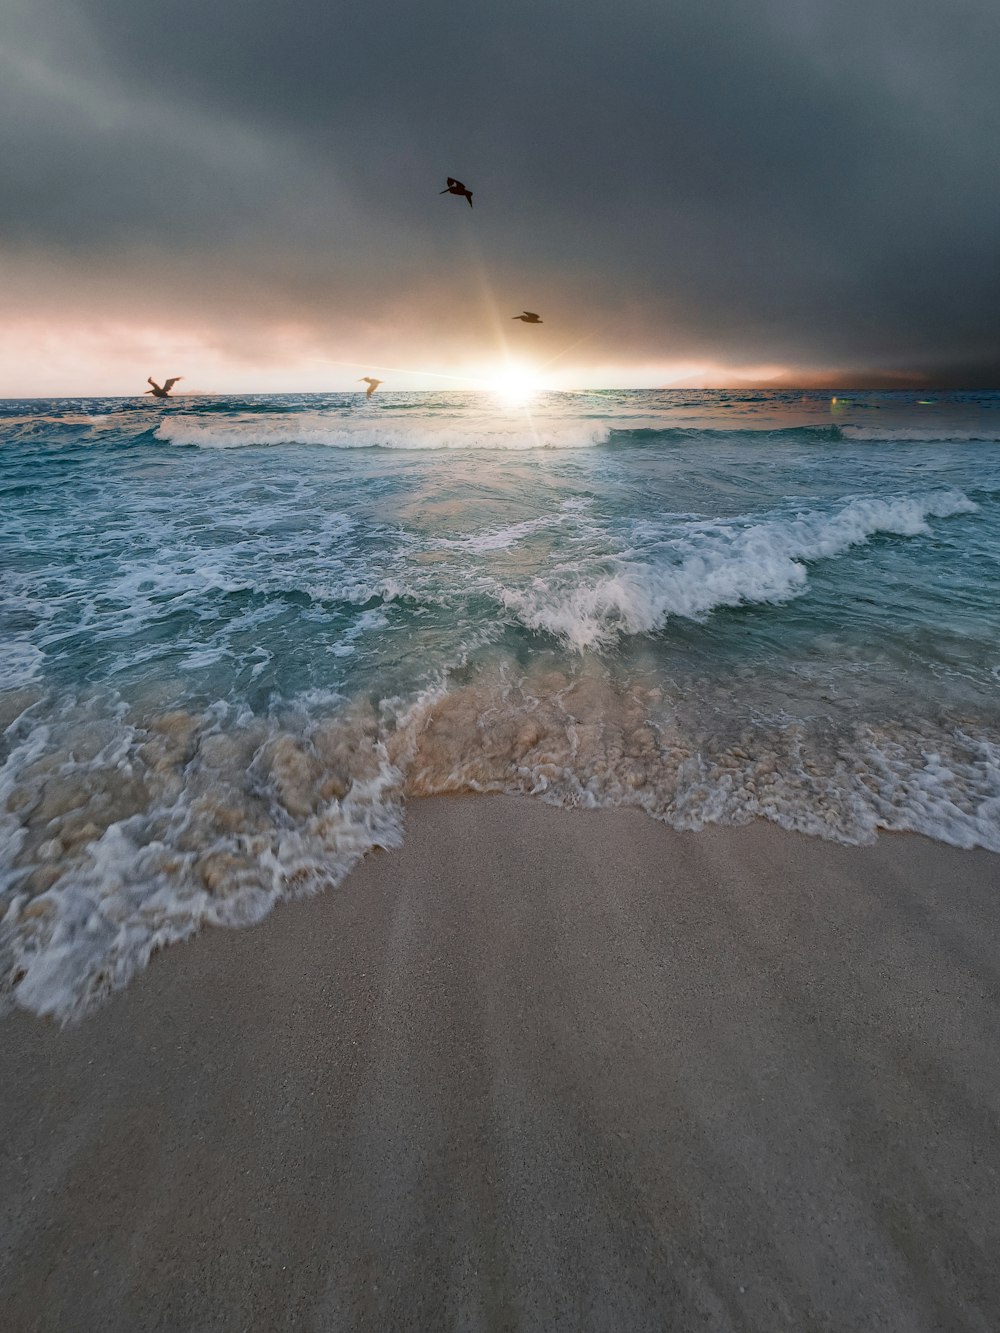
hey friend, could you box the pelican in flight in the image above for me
[359,377,383,399]
[145,376,182,398]
[440,177,473,207]
[512,311,543,324]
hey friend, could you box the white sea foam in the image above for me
[0,643,44,689]
[436,502,592,553]
[5,388,1000,1022]
[0,702,405,1021]
[156,413,613,451]
[396,669,1000,849]
[499,491,978,649]
[3,658,999,1022]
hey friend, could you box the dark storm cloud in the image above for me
[2,0,999,379]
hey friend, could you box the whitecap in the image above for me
[156,413,613,451]
[498,491,978,650]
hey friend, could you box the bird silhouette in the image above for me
[145,376,182,398]
[512,312,543,324]
[359,377,383,399]
[440,177,473,207]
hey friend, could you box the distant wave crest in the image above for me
[156,414,615,451]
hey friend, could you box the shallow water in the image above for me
[3,388,999,1018]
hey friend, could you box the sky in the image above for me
[1,0,998,395]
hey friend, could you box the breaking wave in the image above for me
[4,387,999,1023]
[151,416,1000,452]
[156,414,615,451]
[499,491,977,649]
[9,409,1000,453]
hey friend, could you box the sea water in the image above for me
[2,389,999,1017]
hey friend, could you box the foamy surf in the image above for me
[498,491,977,649]
[157,413,614,451]
[0,700,406,1021]
[3,388,1000,1020]
[3,665,999,1022]
[0,643,45,690]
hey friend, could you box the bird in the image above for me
[440,177,473,207]
[145,376,182,398]
[512,311,543,324]
[359,377,383,399]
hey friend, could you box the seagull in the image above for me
[512,311,543,324]
[440,177,473,207]
[359,377,383,399]
[145,376,182,398]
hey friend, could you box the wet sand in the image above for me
[2,796,1000,1332]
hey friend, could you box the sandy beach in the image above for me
[2,796,999,1332]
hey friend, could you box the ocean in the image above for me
[2,389,999,1018]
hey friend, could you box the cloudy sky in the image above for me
[1,0,998,395]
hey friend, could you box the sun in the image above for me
[488,364,542,404]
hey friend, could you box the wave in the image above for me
[154,413,868,452]
[498,491,977,649]
[3,664,999,1022]
[11,409,997,452]
[152,417,1000,452]
[156,415,615,451]
[841,427,1000,442]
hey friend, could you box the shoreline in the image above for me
[3,797,1000,1330]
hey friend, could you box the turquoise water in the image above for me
[3,390,999,1017]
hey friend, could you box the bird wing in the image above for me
[163,377,182,392]
[447,178,463,188]
[523,312,538,319]
[147,377,158,389]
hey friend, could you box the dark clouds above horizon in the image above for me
[2,0,999,386]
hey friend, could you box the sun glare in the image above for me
[489,365,542,404]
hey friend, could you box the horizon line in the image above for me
[3,384,999,401]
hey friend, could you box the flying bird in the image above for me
[440,177,473,207]
[145,376,182,398]
[512,312,543,324]
[359,377,383,399]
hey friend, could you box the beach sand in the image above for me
[2,796,999,1332]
